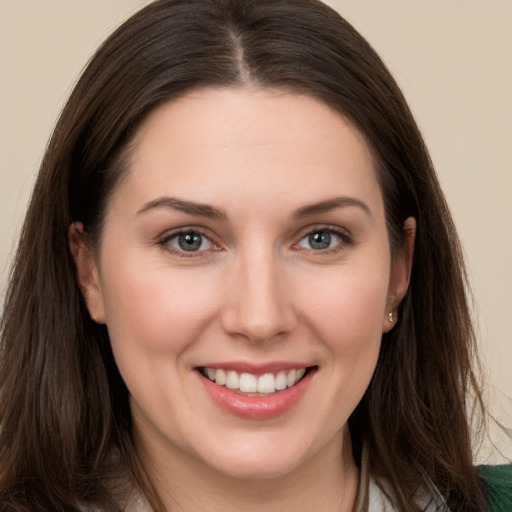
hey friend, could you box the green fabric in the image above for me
[479,464,512,512]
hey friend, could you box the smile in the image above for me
[197,365,316,419]
[199,367,308,395]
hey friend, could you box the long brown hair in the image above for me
[0,1,488,510]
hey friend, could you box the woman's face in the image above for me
[75,87,411,481]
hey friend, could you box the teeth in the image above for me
[239,373,257,392]
[275,371,287,390]
[226,370,239,390]
[296,368,306,381]
[215,369,226,386]
[286,369,297,387]
[257,373,275,393]
[202,367,308,394]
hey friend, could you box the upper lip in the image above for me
[196,361,314,376]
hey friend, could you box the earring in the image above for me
[388,311,394,324]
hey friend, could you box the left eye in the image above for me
[166,231,213,252]
[297,230,343,251]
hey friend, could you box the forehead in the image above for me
[132,86,369,156]
[112,87,383,218]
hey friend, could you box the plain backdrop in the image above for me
[0,0,510,461]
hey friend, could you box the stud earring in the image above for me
[388,311,394,324]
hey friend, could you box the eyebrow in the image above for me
[137,195,371,222]
[137,196,228,221]
[292,196,372,220]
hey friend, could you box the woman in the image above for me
[0,0,509,510]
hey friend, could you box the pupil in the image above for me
[309,231,331,250]
[178,233,202,251]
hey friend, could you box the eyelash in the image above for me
[157,225,352,258]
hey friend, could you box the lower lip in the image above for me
[197,369,315,420]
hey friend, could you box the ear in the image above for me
[69,222,106,324]
[382,217,416,333]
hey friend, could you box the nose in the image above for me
[220,248,297,343]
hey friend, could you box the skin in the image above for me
[71,87,415,512]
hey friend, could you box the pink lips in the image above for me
[197,363,315,420]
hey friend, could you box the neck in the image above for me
[136,427,359,512]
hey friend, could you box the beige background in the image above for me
[0,1,510,460]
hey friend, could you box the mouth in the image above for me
[196,364,317,419]
[198,366,315,396]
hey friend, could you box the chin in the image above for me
[207,453,307,481]
[191,430,326,482]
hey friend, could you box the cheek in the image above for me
[100,262,220,355]
[99,264,222,418]
[297,266,390,355]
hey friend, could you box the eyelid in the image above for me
[295,224,351,241]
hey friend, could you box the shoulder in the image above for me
[479,464,512,512]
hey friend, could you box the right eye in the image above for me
[160,230,217,256]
